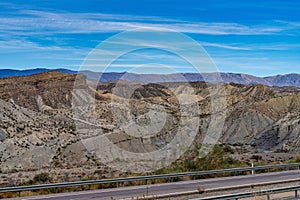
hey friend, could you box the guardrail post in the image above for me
[88,184,91,190]
[18,191,21,197]
[267,194,270,200]
[295,190,298,198]
[117,181,121,188]
[145,179,148,185]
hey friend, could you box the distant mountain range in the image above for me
[0,68,300,87]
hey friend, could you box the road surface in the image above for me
[9,170,300,200]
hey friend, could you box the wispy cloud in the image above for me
[0,2,299,76]
[0,38,91,55]
[0,40,62,51]
[0,4,299,56]
[200,42,251,50]
[0,8,298,36]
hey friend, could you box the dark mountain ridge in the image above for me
[0,68,300,87]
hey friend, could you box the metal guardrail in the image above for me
[0,163,299,197]
[190,185,300,200]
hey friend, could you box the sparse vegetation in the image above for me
[288,153,300,163]
[33,172,52,183]
[19,173,52,186]
[295,153,300,162]
[154,144,246,178]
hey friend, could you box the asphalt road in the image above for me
[10,170,300,200]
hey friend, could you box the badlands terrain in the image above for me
[0,71,299,186]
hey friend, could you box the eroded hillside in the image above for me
[0,71,299,185]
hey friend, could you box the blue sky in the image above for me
[0,0,300,76]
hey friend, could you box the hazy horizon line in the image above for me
[0,67,299,78]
